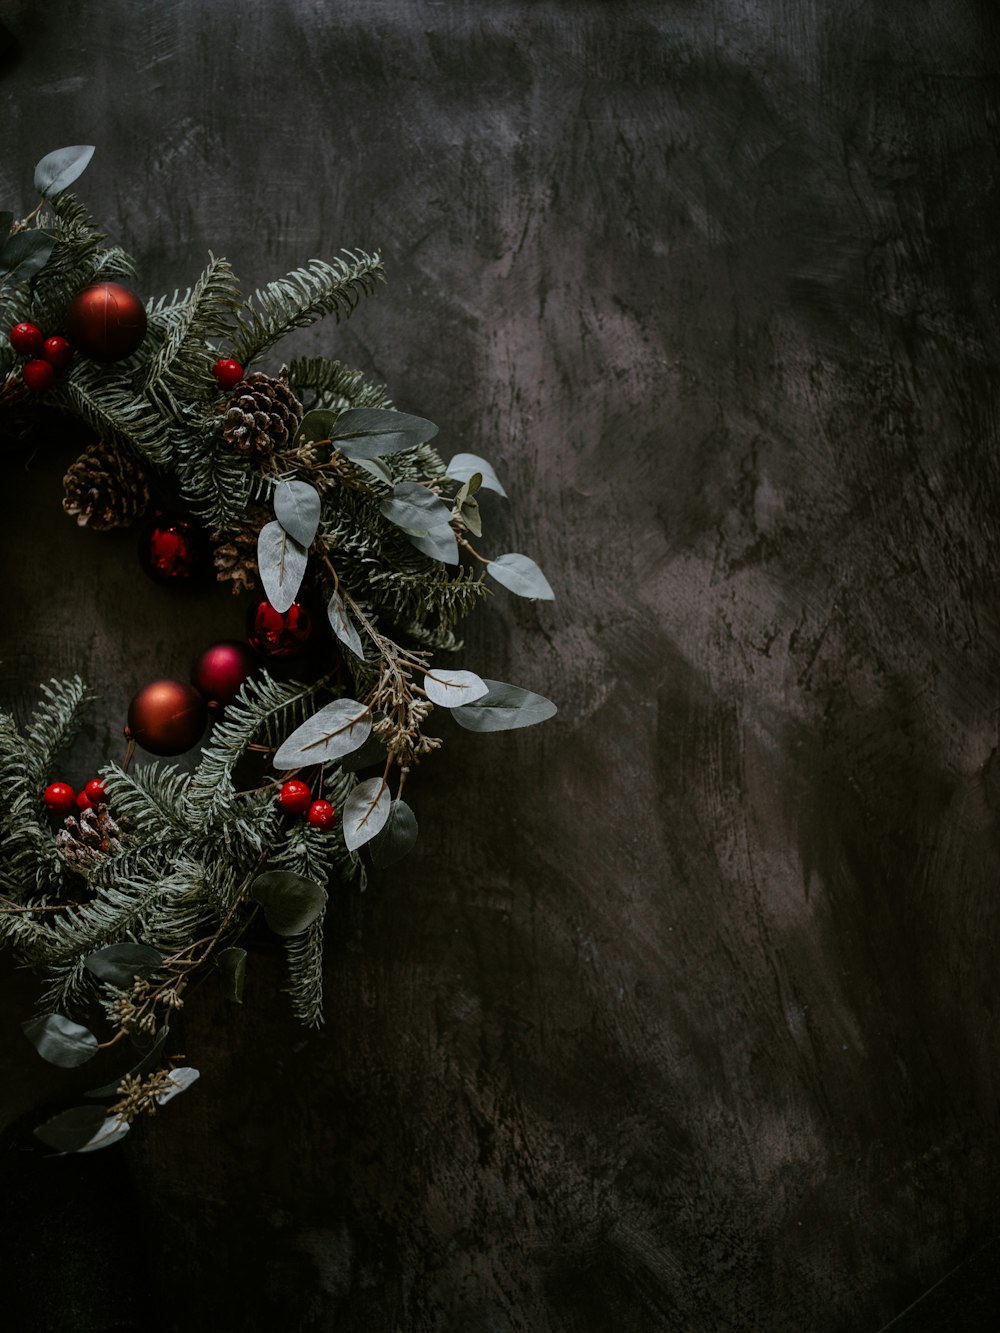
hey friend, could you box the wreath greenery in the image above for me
[0,147,555,1153]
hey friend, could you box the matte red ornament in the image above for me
[246,597,315,659]
[212,358,244,390]
[126,679,208,756]
[306,800,337,830]
[10,322,43,355]
[65,281,147,362]
[42,335,74,368]
[84,778,107,804]
[43,781,76,813]
[191,640,256,709]
[278,780,312,814]
[22,358,54,391]
[138,516,207,585]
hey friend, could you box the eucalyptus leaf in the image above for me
[274,479,322,548]
[84,942,164,986]
[34,144,95,197]
[327,591,365,659]
[408,526,459,564]
[251,870,328,936]
[369,800,419,869]
[76,1116,132,1153]
[423,669,489,708]
[332,407,438,460]
[0,228,55,282]
[453,474,483,537]
[342,777,392,851]
[154,1066,200,1106]
[450,679,558,732]
[274,698,372,768]
[257,519,308,613]
[33,1105,112,1154]
[381,483,458,564]
[217,947,247,1003]
[295,408,338,445]
[446,452,507,497]
[487,553,555,601]
[339,728,388,772]
[352,457,393,486]
[23,1013,99,1068]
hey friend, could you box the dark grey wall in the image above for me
[2,3,1000,1330]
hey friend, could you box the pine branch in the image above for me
[141,252,241,402]
[285,355,392,413]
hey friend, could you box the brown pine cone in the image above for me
[55,804,130,875]
[222,372,303,459]
[62,440,150,530]
[212,504,269,594]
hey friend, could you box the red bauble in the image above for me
[138,516,207,585]
[10,322,43,355]
[192,640,256,709]
[246,597,315,659]
[22,358,54,391]
[278,780,312,814]
[65,281,147,362]
[84,778,107,804]
[307,800,337,830]
[212,358,244,390]
[126,679,208,756]
[42,335,74,368]
[76,790,94,811]
[43,781,76,813]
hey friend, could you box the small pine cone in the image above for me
[62,440,149,530]
[212,505,269,594]
[56,804,130,875]
[222,372,303,459]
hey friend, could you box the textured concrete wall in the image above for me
[2,3,999,1330]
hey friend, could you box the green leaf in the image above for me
[423,668,489,708]
[274,698,372,768]
[84,942,164,986]
[342,777,391,851]
[33,1105,114,1153]
[23,1013,99,1068]
[257,519,308,613]
[327,591,365,659]
[295,408,339,446]
[353,457,393,486]
[76,1116,131,1153]
[217,947,247,1003]
[154,1066,200,1105]
[333,408,438,460]
[274,479,321,548]
[251,870,328,936]
[339,728,388,772]
[369,800,419,868]
[0,228,55,282]
[452,474,483,536]
[486,553,555,600]
[381,482,458,564]
[450,679,557,732]
[34,145,95,197]
[446,452,507,497]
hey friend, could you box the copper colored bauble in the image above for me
[246,597,315,659]
[126,679,208,756]
[65,281,147,362]
[138,516,207,585]
[192,640,256,709]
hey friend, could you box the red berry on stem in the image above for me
[213,358,244,391]
[9,322,43,356]
[278,780,312,814]
[42,335,74,368]
[43,782,76,813]
[76,790,94,811]
[22,358,54,391]
[84,778,107,804]
[307,800,337,830]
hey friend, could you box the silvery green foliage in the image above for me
[327,591,365,659]
[422,669,489,707]
[33,145,95,197]
[258,520,308,613]
[342,778,392,851]
[487,553,555,600]
[274,479,322,547]
[273,699,372,768]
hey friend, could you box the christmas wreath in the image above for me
[0,147,555,1153]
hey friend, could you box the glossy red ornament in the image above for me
[246,597,315,659]
[212,358,244,390]
[76,790,94,811]
[65,281,147,362]
[138,516,207,585]
[42,335,74,368]
[126,679,208,756]
[306,800,337,830]
[191,640,256,709]
[43,781,76,813]
[278,780,312,814]
[84,778,107,804]
[22,358,54,391]
[10,322,43,355]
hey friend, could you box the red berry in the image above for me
[84,778,107,804]
[306,800,337,830]
[76,790,94,811]
[22,358,55,391]
[42,335,74,368]
[278,779,312,814]
[212,358,244,391]
[43,782,76,813]
[9,322,43,356]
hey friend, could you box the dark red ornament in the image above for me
[191,640,256,709]
[307,800,337,830]
[42,335,74,368]
[212,358,244,390]
[22,358,54,391]
[65,281,147,362]
[84,778,107,804]
[278,780,312,814]
[76,790,94,811]
[246,597,315,659]
[43,781,76,813]
[126,679,208,756]
[10,322,43,355]
[138,516,207,586]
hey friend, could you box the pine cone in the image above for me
[56,804,130,875]
[222,372,303,459]
[62,440,149,530]
[212,504,269,594]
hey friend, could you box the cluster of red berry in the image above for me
[43,777,107,814]
[9,321,74,391]
[277,780,337,831]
